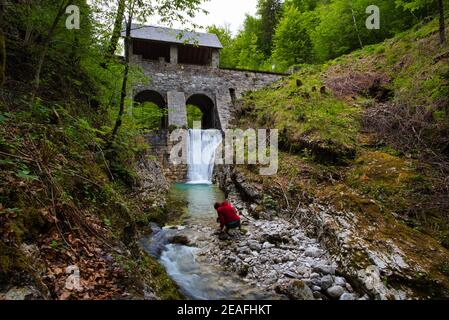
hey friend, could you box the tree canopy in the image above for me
[214,0,448,72]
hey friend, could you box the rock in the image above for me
[320,275,334,290]
[277,280,315,300]
[218,233,230,241]
[313,264,336,275]
[249,243,262,251]
[305,247,322,258]
[262,233,287,245]
[237,264,250,277]
[296,266,310,275]
[327,286,345,299]
[284,271,300,279]
[346,283,354,293]
[312,286,321,292]
[301,279,313,287]
[340,293,356,300]
[232,172,261,202]
[2,287,43,300]
[262,242,275,249]
[237,246,251,254]
[313,291,322,299]
[310,273,320,279]
[334,276,346,287]
[168,235,190,246]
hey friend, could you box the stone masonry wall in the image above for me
[131,55,286,129]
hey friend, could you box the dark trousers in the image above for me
[225,220,241,233]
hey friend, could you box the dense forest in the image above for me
[1,0,449,302]
[210,0,448,71]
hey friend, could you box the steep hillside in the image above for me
[232,19,449,298]
[0,100,183,300]
[0,3,182,299]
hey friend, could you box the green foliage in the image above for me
[207,25,237,68]
[263,195,278,210]
[286,0,321,11]
[272,6,315,70]
[133,102,166,132]
[395,0,448,17]
[239,65,360,163]
[233,15,272,70]
[16,169,39,181]
[186,104,203,128]
[256,0,284,56]
[210,0,444,71]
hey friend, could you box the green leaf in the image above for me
[0,159,15,165]
[16,169,39,181]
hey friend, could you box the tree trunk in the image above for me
[23,0,33,46]
[350,5,363,49]
[437,0,446,44]
[109,5,133,144]
[105,0,126,61]
[31,0,67,102]
[0,0,6,86]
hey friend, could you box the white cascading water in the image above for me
[186,129,222,184]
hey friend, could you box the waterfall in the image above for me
[186,129,222,184]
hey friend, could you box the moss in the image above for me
[0,241,30,283]
[237,66,360,164]
[139,253,183,300]
[115,250,183,300]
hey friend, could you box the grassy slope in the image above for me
[234,19,449,297]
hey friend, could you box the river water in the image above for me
[140,129,281,299]
[140,183,278,300]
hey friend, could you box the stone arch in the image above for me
[134,90,168,129]
[186,93,218,129]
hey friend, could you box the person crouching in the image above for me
[214,201,241,235]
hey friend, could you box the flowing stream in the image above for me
[140,130,278,300]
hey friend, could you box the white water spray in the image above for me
[187,129,222,184]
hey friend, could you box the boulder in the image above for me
[283,271,300,279]
[340,293,356,300]
[313,264,336,275]
[277,280,315,300]
[320,275,334,290]
[305,247,322,257]
[327,285,345,299]
[262,242,275,249]
[1,286,43,300]
[168,235,190,246]
[334,276,346,287]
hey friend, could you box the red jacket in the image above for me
[217,201,240,229]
